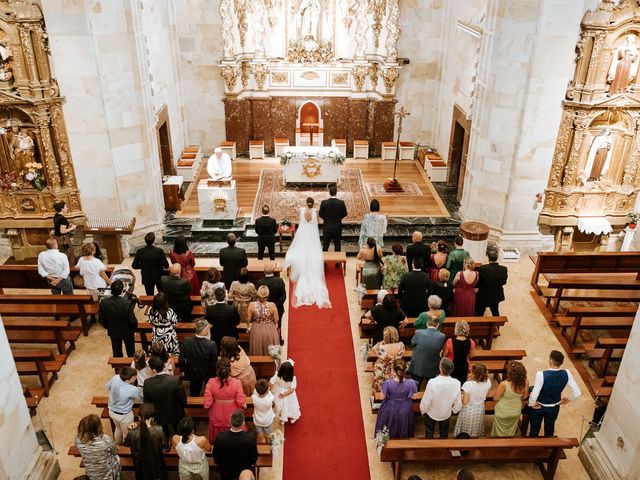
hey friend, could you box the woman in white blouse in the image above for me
[454,362,492,437]
[76,242,110,299]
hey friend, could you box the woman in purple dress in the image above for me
[374,359,418,439]
[451,257,479,317]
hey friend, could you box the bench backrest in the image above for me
[0,265,114,291]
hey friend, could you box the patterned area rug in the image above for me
[366,182,423,197]
[252,168,369,223]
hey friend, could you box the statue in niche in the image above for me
[0,42,13,83]
[608,34,640,95]
[13,128,36,170]
[293,0,321,40]
[583,128,613,183]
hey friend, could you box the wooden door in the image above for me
[156,105,174,176]
[447,105,471,202]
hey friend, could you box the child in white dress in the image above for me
[251,379,275,443]
[270,360,301,423]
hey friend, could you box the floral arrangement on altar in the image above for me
[375,425,389,454]
[0,171,18,192]
[21,162,46,191]
[279,149,345,165]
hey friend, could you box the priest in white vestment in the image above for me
[207,147,232,180]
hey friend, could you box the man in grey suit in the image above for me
[408,315,445,389]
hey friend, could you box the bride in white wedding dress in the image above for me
[283,197,331,308]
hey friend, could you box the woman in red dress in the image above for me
[169,235,200,295]
[451,257,479,317]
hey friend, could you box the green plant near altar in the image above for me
[279,150,346,165]
[21,161,46,191]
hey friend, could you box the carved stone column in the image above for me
[623,119,640,188]
[50,104,76,188]
[585,32,605,86]
[385,0,400,62]
[252,0,266,58]
[548,110,574,188]
[17,25,39,85]
[562,113,590,188]
[234,0,249,50]
[34,115,61,189]
[220,0,234,60]
[355,1,369,59]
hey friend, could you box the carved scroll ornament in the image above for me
[352,65,368,91]
[252,63,269,89]
[382,67,399,93]
[221,65,239,91]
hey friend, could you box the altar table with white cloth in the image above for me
[281,146,341,184]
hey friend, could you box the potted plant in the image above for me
[627,212,639,230]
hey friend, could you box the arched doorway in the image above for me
[296,101,324,147]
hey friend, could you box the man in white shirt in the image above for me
[420,357,462,438]
[207,147,232,180]
[528,350,581,437]
[37,238,73,295]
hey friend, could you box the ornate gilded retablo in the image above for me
[302,158,321,178]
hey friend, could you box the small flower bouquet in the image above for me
[356,283,367,302]
[281,218,292,230]
[21,162,45,191]
[627,212,639,229]
[0,171,18,192]
[268,344,283,369]
[270,429,285,458]
[375,425,389,455]
[359,342,372,362]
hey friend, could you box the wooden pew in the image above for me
[585,337,628,378]
[138,295,205,318]
[359,316,508,349]
[323,251,347,276]
[68,444,272,479]
[530,251,640,295]
[0,294,97,335]
[367,348,526,364]
[380,437,579,480]
[12,350,67,396]
[193,261,282,285]
[108,355,277,380]
[4,318,82,354]
[556,306,636,352]
[23,386,42,416]
[133,321,251,350]
[542,280,640,314]
[0,265,114,293]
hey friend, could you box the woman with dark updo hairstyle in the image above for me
[171,416,211,479]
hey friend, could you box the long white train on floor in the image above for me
[282,146,342,184]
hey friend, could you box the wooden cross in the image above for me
[385,107,410,192]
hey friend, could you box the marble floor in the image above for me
[15,256,594,480]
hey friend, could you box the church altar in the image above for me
[281,146,343,184]
[197,179,238,221]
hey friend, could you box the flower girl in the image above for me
[270,359,301,423]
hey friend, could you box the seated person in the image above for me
[208,147,232,181]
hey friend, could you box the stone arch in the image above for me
[295,100,324,146]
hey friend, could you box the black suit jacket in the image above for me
[143,374,186,426]
[397,270,430,312]
[180,336,218,382]
[255,216,277,240]
[256,275,286,307]
[132,245,169,286]
[405,242,430,271]
[98,295,137,338]
[205,302,240,350]
[476,262,508,304]
[318,197,347,233]
[160,276,193,321]
[219,245,248,286]
[213,430,259,480]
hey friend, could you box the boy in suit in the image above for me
[254,205,278,261]
[319,184,348,253]
[475,249,508,316]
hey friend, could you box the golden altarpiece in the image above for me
[0,1,83,259]
[539,0,640,250]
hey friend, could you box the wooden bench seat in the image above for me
[4,318,82,354]
[323,252,347,276]
[367,348,526,364]
[22,386,43,415]
[0,294,97,335]
[540,286,640,314]
[556,305,636,349]
[13,350,67,396]
[583,337,628,377]
[365,359,513,380]
[133,321,251,350]
[68,444,272,479]
[380,437,579,480]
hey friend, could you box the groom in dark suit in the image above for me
[254,205,278,261]
[319,184,348,252]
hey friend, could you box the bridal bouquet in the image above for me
[375,426,389,455]
[270,429,285,458]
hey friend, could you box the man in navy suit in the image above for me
[319,184,348,252]
[475,249,508,316]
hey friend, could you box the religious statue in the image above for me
[0,42,13,83]
[14,128,35,170]
[608,34,640,95]
[207,147,232,180]
[585,128,613,182]
[294,0,321,40]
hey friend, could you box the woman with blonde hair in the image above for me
[443,320,475,385]
[454,362,492,437]
[220,335,256,396]
[491,361,529,437]
[451,257,479,317]
[75,414,121,479]
[248,285,280,356]
[370,326,405,393]
[77,241,110,300]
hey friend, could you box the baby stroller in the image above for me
[97,265,140,305]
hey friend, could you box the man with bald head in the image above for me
[160,263,193,321]
[256,261,286,328]
[38,238,73,294]
[406,231,430,273]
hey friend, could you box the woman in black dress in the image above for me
[125,402,167,479]
[368,293,406,344]
[442,320,475,386]
[53,200,77,249]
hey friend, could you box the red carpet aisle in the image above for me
[283,268,371,480]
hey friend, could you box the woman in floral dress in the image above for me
[146,293,180,356]
[370,326,405,393]
[248,286,280,356]
[228,268,257,323]
[381,244,409,292]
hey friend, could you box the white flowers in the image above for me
[375,425,390,454]
[359,342,372,362]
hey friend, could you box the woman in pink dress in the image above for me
[451,257,479,317]
[429,240,448,283]
[203,357,246,442]
[169,235,200,295]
